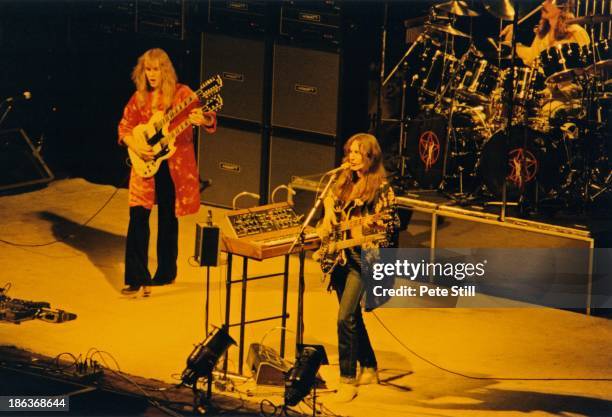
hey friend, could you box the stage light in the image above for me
[181,326,236,387]
[284,345,328,407]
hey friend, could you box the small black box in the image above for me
[195,223,221,267]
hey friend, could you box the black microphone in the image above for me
[5,91,32,103]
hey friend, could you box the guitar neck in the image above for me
[334,232,387,251]
[338,212,384,233]
[157,75,222,130]
[160,95,197,128]
[165,98,221,142]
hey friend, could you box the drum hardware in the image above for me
[483,0,516,21]
[538,43,592,84]
[566,14,612,26]
[438,60,488,197]
[382,0,609,212]
[381,28,429,178]
[434,0,480,17]
[426,22,471,38]
[382,4,468,182]
[455,45,502,104]
[417,50,459,99]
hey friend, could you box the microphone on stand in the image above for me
[4,91,32,103]
[324,162,350,176]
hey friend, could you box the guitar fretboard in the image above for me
[153,75,222,132]
[165,95,223,143]
[338,212,386,233]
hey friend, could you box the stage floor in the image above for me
[1,179,611,417]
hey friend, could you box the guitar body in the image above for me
[126,74,224,179]
[319,226,347,275]
[128,111,178,178]
[316,201,392,274]
[319,203,355,275]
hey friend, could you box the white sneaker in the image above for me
[358,367,379,385]
[324,382,358,403]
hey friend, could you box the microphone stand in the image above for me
[376,2,389,140]
[287,171,340,346]
[0,102,13,128]
[501,8,520,222]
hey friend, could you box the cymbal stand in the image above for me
[383,33,427,180]
[501,7,520,221]
[438,49,471,198]
[375,2,389,141]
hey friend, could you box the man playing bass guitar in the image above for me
[315,133,399,402]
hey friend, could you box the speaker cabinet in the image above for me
[272,44,339,136]
[199,126,262,208]
[269,134,335,200]
[201,33,265,123]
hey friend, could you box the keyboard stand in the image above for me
[221,252,294,377]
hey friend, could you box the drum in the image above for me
[588,38,611,71]
[539,43,590,83]
[501,66,538,102]
[413,49,458,97]
[405,34,441,87]
[456,47,501,103]
[404,110,485,190]
[489,66,541,131]
[529,99,585,133]
[478,126,560,197]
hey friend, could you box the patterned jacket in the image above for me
[118,84,217,216]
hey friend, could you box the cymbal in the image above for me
[427,23,471,38]
[567,15,612,25]
[434,0,480,17]
[483,0,515,21]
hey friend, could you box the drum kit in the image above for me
[391,0,611,211]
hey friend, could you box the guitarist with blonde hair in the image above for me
[118,48,216,297]
[317,133,399,402]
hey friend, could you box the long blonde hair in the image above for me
[131,48,177,110]
[334,133,387,204]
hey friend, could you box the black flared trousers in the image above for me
[124,161,178,286]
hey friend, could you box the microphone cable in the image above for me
[0,174,129,248]
[372,311,612,381]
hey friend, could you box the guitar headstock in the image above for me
[197,74,223,100]
[202,94,223,113]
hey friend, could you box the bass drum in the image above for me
[404,110,485,190]
[478,126,562,198]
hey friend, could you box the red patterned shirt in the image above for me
[118,83,217,216]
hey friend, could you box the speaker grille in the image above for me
[202,33,265,123]
[272,44,339,136]
[269,135,335,201]
[199,126,262,208]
